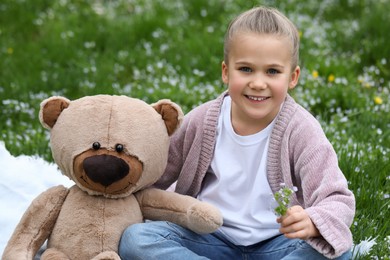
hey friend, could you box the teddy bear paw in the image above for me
[91,251,121,260]
[41,248,70,260]
[187,202,223,234]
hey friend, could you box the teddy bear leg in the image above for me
[91,251,121,260]
[40,248,70,260]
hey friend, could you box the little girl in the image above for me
[119,6,355,259]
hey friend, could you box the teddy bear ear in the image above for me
[152,99,184,136]
[39,96,71,129]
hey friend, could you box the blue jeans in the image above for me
[119,221,352,260]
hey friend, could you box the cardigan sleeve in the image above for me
[287,107,355,258]
[298,142,355,258]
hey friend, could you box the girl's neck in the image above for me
[230,114,273,136]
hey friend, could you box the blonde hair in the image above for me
[224,6,300,69]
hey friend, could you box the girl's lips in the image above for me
[245,95,270,101]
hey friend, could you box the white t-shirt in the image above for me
[197,96,280,246]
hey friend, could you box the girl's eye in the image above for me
[267,68,279,75]
[239,67,252,73]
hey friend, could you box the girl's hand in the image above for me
[276,205,320,240]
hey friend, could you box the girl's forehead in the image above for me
[230,32,293,53]
[231,32,291,44]
[227,33,294,67]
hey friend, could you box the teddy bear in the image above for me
[2,95,222,260]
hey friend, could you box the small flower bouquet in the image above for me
[274,183,297,216]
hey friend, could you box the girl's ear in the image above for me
[222,61,229,84]
[289,66,301,90]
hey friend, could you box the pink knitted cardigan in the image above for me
[155,91,355,258]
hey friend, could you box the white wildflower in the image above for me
[352,237,377,259]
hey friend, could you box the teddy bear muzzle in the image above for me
[83,154,129,187]
[73,149,144,195]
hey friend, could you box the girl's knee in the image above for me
[119,224,145,258]
[120,222,169,247]
[122,223,145,240]
[119,222,173,259]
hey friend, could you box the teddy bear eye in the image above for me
[92,142,101,150]
[115,144,124,153]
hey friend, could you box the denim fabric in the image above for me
[119,221,351,260]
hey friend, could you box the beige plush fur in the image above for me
[2,95,222,260]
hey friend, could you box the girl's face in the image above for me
[222,33,300,135]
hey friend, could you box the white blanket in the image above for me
[0,141,74,254]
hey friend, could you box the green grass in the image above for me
[1,0,389,258]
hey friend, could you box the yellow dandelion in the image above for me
[7,47,14,54]
[374,96,383,105]
[299,31,303,39]
[312,70,319,79]
[328,74,335,83]
[364,82,372,88]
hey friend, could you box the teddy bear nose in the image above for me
[83,155,129,187]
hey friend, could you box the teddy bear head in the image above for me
[39,95,183,199]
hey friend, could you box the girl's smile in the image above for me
[245,95,270,102]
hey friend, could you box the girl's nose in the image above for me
[249,76,267,89]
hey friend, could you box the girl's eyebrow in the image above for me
[235,61,285,69]
[234,60,252,65]
[267,63,285,69]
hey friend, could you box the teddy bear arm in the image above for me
[136,188,222,234]
[2,185,69,260]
